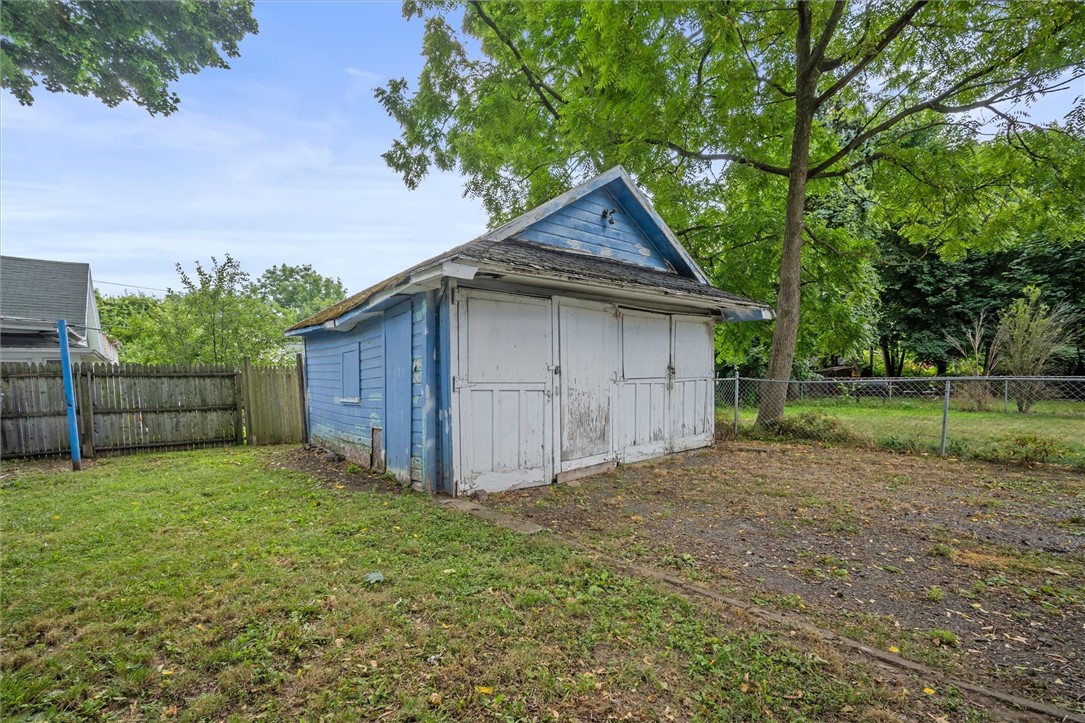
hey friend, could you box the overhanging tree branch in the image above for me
[816,1,928,108]
[467,1,564,120]
[647,138,790,176]
[808,58,1055,178]
[810,0,846,71]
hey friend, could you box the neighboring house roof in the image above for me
[0,255,119,363]
[1,255,92,325]
[289,166,771,334]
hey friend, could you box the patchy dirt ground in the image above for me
[491,442,1085,715]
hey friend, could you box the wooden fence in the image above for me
[0,357,307,459]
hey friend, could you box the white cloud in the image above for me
[345,67,383,83]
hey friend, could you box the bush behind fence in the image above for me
[714,376,1085,465]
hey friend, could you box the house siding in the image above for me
[305,317,384,462]
[518,188,671,271]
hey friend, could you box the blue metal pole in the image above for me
[57,319,82,471]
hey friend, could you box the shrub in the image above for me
[987,434,1070,464]
[760,412,860,445]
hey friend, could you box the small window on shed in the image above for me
[340,346,360,402]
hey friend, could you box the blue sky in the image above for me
[1,1,487,297]
[1,3,1080,298]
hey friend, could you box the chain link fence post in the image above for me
[940,378,952,456]
[734,371,740,436]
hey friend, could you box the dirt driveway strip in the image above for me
[490,442,1085,715]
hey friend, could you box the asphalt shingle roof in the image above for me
[289,236,768,332]
[1,256,91,324]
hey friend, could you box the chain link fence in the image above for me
[715,376,1085,465]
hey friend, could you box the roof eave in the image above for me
[470,261,773,319]
[286,261,479,336]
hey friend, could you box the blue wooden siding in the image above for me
[410,293,432,484]
[305,318,384,456]
[518,188,672,271]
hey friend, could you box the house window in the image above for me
[338,346,361,404]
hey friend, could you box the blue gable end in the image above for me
[518,187,673,272]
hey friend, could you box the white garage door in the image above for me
[617,310,670,462]
[456,291,715,493]
[670,317,715,451]
[457,291,554,492]
[557,299,619,472]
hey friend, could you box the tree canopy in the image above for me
[1,0,257,115]
[255,264,347,325]
[377,0,1085,422]
[99,255,291,366]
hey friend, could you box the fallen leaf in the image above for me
[334,638,345,648]
[1042,567,1068,577]
[196,624,205,631]
[783,691,803,700]
[923,687,936,695]
[429,692,442,705]
[232,562,239,569]
[888,646,900,654]
[475,686,494,695]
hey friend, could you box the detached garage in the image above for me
[287,166,771,496]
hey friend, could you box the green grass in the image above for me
[1,448,895,721]
[726,399,1085,464]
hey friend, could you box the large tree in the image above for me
[1,0,257,115]
[254,264,347,325]
[377,0,1085,423]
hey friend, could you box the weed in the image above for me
[928,629,959,647]
[985,434,1071,464]
[926,586,945,603]
[928,543,954,559]
[344,463,361,474]
[760,412,864,445]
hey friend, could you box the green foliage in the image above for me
[95,291,164,362]
[254,264,347,325]
[986,434,1071,465]
[760,411,860,445]
[0,0,258,115]
[98,255,289,366]
[877,235,1085,375]
[379,1,1085,400]
[995,286,1078,377]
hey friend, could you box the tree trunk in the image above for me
[757,18,817,425]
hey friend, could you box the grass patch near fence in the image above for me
[1,448,898,721]
[728,401,1085,464]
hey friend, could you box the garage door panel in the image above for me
[459,292,553,493]
[622,313,670,379]
[617,310,670,458]
[674,319,714,379]
[466,296,550,383]
[559,302,617,467]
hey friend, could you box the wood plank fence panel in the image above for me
[2,359,306,457]
[244,362,305,445]
[1,362,247,457]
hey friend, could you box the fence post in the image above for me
[57,319,82,471]
[733,371,740,436]
[78,364,95,458]
[940,379,951,456]
[295,352,309,444]
[233,368,245,445]
[242,356,256,446]
[1003,378,1009,414]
